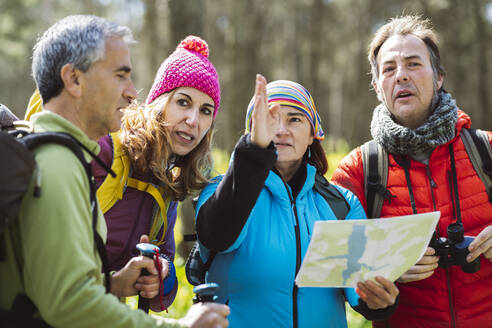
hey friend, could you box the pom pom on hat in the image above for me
[179,36,209,57]
[146,35,220,117]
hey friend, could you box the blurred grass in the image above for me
[146,144,371,327]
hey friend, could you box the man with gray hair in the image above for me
[0,15,229,328]
[332,15,491,327]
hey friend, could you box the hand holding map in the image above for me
[295,212,441,288]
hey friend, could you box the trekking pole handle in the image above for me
[193,283,219,304]
[136,243,159,312]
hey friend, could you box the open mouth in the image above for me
[274,142,291,147]
[395,90,413,99]
[177,131,194,141]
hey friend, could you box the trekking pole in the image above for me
[136,243,160,312]
[192,282,219,304]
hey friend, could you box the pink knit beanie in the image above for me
[146,36,221,117]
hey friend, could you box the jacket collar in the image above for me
[264,163,317,201]
[31,111,100,161]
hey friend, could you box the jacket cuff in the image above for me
[160,254,176,296]
[353,294,400,321]
[235,134,277,167]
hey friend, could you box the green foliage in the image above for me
[346,304,372,328]
[210,147,231,175]
[151,256,195,319]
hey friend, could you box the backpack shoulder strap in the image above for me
[96,131,171,245]
[313,173,350,220]
[361,140,389,218]
[461,128,492,202]
[96,131,131,213]
[22,131,112,293]
[21,132,87,162]
[126,177,170,246]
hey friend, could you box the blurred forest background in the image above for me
[2,0,491,151]
[1,0,491,326]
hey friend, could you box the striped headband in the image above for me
[244,80,324,140]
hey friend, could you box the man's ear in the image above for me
[372,80,383,102]
[437,73,444,90]
[60,63,82,97]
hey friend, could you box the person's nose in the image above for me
[275,120,289,136]
[185,107,200,128]
[395,65,409,83]
[124,80,137,103]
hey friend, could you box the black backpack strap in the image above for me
[185,242,217,286]
[21,132,112,293]
[313,173,350,220]
[461,128,492,202]
[361,140,393,218]
[185,196,216,286]
[183,234,198,242]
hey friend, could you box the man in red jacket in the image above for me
[331,15,491,328]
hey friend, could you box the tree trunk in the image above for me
[471,0,489,128]
[167,0,205,260]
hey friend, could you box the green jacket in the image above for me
[0,111,185,328]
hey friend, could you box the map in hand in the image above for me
[295,211,441,287]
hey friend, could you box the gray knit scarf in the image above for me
[370,90,458,155]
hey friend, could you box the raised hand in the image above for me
[250,74,280,148]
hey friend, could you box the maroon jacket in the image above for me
[92,135,178,310]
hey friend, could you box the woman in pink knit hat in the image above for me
[92,35,221,312]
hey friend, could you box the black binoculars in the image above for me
[193,283,219,304]
[429,222,480,273]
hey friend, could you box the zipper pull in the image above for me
[425,165,437,188]
[291,201,297,226]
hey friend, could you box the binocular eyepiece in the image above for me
[429,223,480,273]
[193,283,219,304]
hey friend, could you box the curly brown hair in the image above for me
[119,91,214,201]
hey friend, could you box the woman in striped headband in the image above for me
[194,75,399,327]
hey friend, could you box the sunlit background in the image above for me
[2,1,491,326]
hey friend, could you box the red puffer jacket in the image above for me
[332,111,492,328]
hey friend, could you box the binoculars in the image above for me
[429,222,480,273]
[193,283,219,303]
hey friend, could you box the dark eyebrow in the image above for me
[404,55,423,61]
[286,111,305,117]
[177,92,214,108]
[114,65,132,73]
[382,54,423,65]
[177,92,192,101]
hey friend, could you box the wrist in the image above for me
[109,270,124,297]
[247,133,274,150]
[249,132,269,148]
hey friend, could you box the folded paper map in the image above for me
[295,211,440,287]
